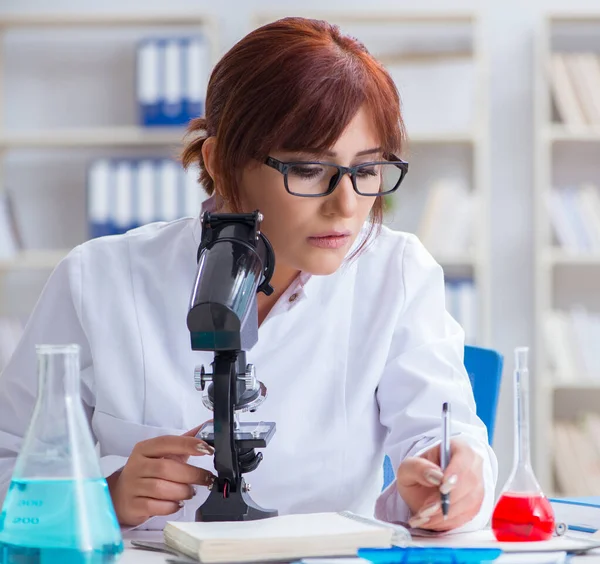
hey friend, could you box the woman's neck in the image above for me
[257,265,300,325]
[207,200,299,325]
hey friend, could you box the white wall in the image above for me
[2,0,600,493]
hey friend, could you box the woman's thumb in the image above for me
[397,456,444,488]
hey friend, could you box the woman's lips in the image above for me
[307,234,351,249]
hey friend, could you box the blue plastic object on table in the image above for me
[357,546,502,564]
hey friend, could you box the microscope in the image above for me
[187,210,278,522]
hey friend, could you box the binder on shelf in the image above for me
[159,160,181,223]
[86,158,208,240]
[113,161,137,234]
[87,160,114,240]
[136,159,157,226]
[185,37,207,121]
[136,35,209,127]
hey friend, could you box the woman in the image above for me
[0,17,496,531]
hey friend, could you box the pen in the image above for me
[441,402,451,519]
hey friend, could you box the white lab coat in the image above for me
[0,216,497,530]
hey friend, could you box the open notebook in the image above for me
[163,511,411,563]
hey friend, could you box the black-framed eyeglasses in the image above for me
[264,155,409,197]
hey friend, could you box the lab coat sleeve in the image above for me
[374,235,498,530]
[0,246,125,506]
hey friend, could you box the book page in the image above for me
[166,512,385,541]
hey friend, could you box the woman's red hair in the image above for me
[182,16,406,252]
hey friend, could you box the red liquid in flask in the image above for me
[492,493,555,541]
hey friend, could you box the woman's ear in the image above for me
[201,136,219,186]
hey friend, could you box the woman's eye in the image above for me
[356,167,379,178]
[288,165,323,179]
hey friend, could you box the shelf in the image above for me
[0,14,212,28]
[546,126,600,143]
[0,127,474,150]
[543,249,600,265]
[434,254,475,269]
[0,249,69,272]
[551,381,600,390]
[376,52,473,65]
[254,12,476,25]
[0,126,188,149]
[548,13,600,23]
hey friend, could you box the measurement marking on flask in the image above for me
[18,499,43,507]
[12,517,40,525]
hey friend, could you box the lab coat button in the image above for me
[289,293,298,303]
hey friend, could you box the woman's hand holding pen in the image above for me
[396,438,484,531]
[106,425,216,527]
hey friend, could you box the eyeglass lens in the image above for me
[285,163,402,196]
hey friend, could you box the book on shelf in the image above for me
[445,278,477,345]
[554,415,600,498]
[547,184,600,253]
[417,178,475,259]
[87,158,206,239]
[137,35,209,127]
[549,52,600,128]
[544,308,600,385]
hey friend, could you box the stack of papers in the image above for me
[412,529,600,553]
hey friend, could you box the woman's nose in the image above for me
[328,173,358,218]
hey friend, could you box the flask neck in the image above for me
[514,368,532,468]
[36,345,81,417]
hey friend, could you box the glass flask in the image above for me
[491,347,555,541]
[0,344,123,564]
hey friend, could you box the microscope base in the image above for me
[195,481,278,522]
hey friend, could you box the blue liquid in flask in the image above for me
[0,477,123,564]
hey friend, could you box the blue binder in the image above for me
[136,35,208,127]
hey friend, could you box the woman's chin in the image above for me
[301,251,346,276]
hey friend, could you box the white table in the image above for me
[121,531,173,564]
[120,530,600,564]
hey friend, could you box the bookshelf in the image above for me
[0,126,187,149]
[534,14,600,494]
[253,11,491,346]
[0,12,217,276]
[0,249,69,271]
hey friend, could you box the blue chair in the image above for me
[382,345,503,489]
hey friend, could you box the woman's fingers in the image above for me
[408,441,484,530]
[410,440,484,530]
[443,439,479,482]
[410,482,484,530]
[130,497,183,520]
[141,457,215,486]
[134,435,214,458]
[396,456,444,488]
[135,477,196,502]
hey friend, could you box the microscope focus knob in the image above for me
[194,365,207,391]
[244,364,257,391]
